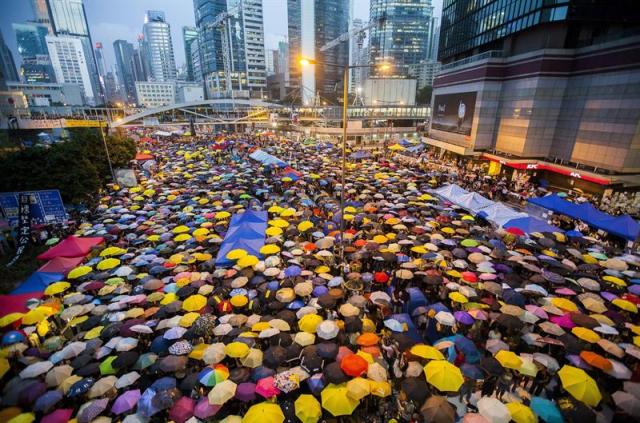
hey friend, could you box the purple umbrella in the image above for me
[550,314,576,329]
[454,311,474,325]
[168,396,195,423]
[601,291,618,302]
[78,398,109,423]
[194,397,221,419]
[41,409,73,423]
[566,354,592,370]
[111,389,141,414]
[235,382,257,402]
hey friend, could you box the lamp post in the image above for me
[300,58,391,271]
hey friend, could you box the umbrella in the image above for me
[208,379,237,405]
[321,383,360,416]
[613,391,640,417]
[346,377,371,400]
[477,397,510,423]
[506,402,537,423]
[558,365,602,406]
[421,395,455,423]
[168,396,195,423]
[111,389,141,414]
[243,402,285,423]
[530,397,563,423]
[424,360,464,392]
[77,398,109,423]
[295,394,322,423]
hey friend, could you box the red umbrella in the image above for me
[374,272,389,284]
[255,376,281,398]
[169,396,195,423]
[217,300,233,313]
[505,227,525,236]
[461,272,477,283]
[340,353,368,377]
[41,409,74,423]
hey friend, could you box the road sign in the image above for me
[0,190,67,227]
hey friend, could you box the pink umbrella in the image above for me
[111,389,141,414]
[168,396,195,423]
[525,305,548,320]
[479,273,497,281]
[194,397,221,419]
[42,409,73,423]
[255,376,281,398]
[462,413,490,423]
[550,314,576,329]
[556,288,577,296]
[336,346,354,363]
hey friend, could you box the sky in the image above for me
[1,0,442,72]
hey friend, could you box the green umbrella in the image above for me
[45,237,60,246]
[134,353,158,370]
[239,194,252,199]
[100,356,118,375]
[460,239,479,247]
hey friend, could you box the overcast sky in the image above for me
[1,0,442,72]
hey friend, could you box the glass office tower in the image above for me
[143,10,177,82]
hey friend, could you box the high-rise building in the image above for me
[190,38,202,84]
[131,48,148,83]
[143,10,177,82]
[46,0,102,103]
[427,17,439,61]
[193,0,267,98]
[266,49,277,76]
[94,42,108,95]
[287,0,349,104]
[369,0,434,77]
[31,0,53,33]
[104,70,119,102]
[429,0,640,184]
[45,34,95,104]
[113,40,136,103]
[183,26,198,81]
[407,59,440,89]
[0,30,19,88]
[349,18,367,93]
[277,41,289,83]
[12,23,55,83]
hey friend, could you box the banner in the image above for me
[6,194,32,267]
[0,190,67,227]
[63,119,107,128]
[431,92,477,136]
[115,169,138,188]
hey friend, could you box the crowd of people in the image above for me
[0,132,639,423]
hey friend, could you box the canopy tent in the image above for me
[11,272,64,295]
[432,184,470,203]
[215,210,268,267]
[38,256,85,276]
[477,203,529,227]
[154,130,172,137]
[134,153,155,161]
[503,216,562,234]
[350,150,371,160]
[530,194,639,240]
[0,292,43,317]
[37,236,104,260]
[456,192,495,213]
[406,144,425,154]
[249,149,288,168]
[282,166,303,181]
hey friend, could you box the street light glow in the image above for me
[299,57,315,66]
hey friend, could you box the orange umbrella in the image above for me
[579,351,612,371]
[340,354,369,377]
[356,333,379,347]
[304,243,317,251]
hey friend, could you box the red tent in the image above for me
[0,292,43,318]
[135,153,155,161]
[37,236,104,260]
[38,256,85,276]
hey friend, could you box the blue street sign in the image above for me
[0,190,67,227]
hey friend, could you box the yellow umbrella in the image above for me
[369,380,392,397]
[243,402,284,423]
[172,225,190,234]
[174,233,192,242]
[0,313,23,327]
[237,255,259,268]
[259,244,281,255]
[270,219,289,228]
[68,265,92,279]
[266,226,283,236]
[84,325,103,340]
[44,281,70,296]
[216,211,231,220]
[225,342,250,358]
[193,228,210,237]
[495,350,523,369]
[22,306,55,325]
[373,235,388,244]
[189,343,209,360]
[550,297,578,312]
[388,144,405,151]
[97,258,121,270]
[295,394,322,423]
[7,413,35,423]
[321,383,360,416]
[298,221,314,232]
[100,246,126,256]
[558,365,601,406]
[299,313,323,333]
[280,208,295,217]
[411,246,427,254]
[160,292,178,305]
[603,275,626,287]
[268,205,284,214]
[448,292,468,304]
[346,377,371,400]
[424,360,463,392]
[226,249,248,260]
[180,312,200,327]
[410,344,445,360]
[0,357,9,379]
[571,327,601,343]
[506,402,538,423]
[612,298,638,313]
[183,294,207,312]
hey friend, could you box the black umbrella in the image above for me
[113,351,139,369]
[316,342,339,360]
[495,314,524,331]
[76,363,100,377]
[480,357,504,377]
[323,362,348,384]
[71,353,94,369]
[230,367,251,383]
[300,346,323,373]
[401,377,430,403]
[263,345,287,368]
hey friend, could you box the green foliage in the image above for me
[0,128,136,205]
[416,85,433,105]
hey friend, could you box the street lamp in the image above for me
[299,57,391,271]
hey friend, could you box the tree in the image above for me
[416,85,433,105]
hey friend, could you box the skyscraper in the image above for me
[0,30,19,88]
[193,0,266,98]
[46,0,103,103]
[94,42,108,96]
[369,0,434,76]
[113,40,136,103]
[287,0,349,104]
[131,48,148,83]
[182,26,198,81]
[46,34,95,103]
[31,0,53,33]
[12,23,56,83]
[143,10,177,82]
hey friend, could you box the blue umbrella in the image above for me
[151,376,177,391]
[502,289,525,307]
[137,387,161,417]
[454,335,481,364]
[531,397,563,423]
[34,389,63,413]
[307,373,325,395]
[284,266,302,277]
[461,364,483,380]
[287,299,304,310]
[68,377,95,397]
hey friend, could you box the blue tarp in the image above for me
[249,149,288,167]
[215,210,268,267]
[432,184,470,203]
[350,150,371,159]
[406,144,425,154]
[502,216,562,234]
[12,271,64,294]
[529,194,639,241]
[477,203,528,227]
[456,192,495,213]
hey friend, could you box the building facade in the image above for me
[193,0,266,98]
[182,26,198,81]
[408,59,441,89]
[46,0,102,103]
[45,35,95,104]
[143,10,177,82]
[430,0,640,184]
[13,23,56,83]
[287,0,349,104]
[7,81,83,106]
[0,30,19,86]
[113,40,136,103]
[369,0,435,77]
[176,82,205,103]
[135,81,176,108]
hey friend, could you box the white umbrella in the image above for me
[130,324,153,334]
[434,311,455,326]
[19,360,54,379]
[208,379,237,405]
[213,323,233,336]
[613,391,640,417]
[203,343,226,364]
[477,397,510,423]
[316,320,339,340]
[115,371,140,389]
[605,360,632,380]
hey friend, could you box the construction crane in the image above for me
[203,0,243,97]
[319,15,386,52]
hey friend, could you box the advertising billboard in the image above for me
[432,92,477,136]
[0,190,67,227]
